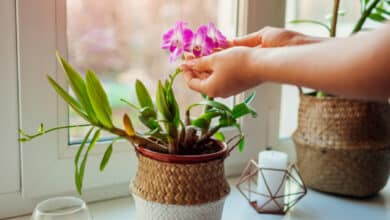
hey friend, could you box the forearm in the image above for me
[249,24,390,101]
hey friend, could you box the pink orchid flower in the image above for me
[189,25,214,58]
[206,22,228,49]
[161,21,193,62]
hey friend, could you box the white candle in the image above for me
[256,150,288,211]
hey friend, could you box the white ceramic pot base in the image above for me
[132,194,226,220]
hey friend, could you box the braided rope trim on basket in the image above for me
[131,154,230,205]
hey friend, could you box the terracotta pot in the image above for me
[293,92,390,197]
[130,140,231,220]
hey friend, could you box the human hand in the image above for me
[181,27,325,98]
[232,26,325,48]
[181,47,261,98]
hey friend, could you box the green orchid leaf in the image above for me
[369,13,387,22]
[219,113,236,127]
[76,128,100,195]
[232,103,257,119]
[289,19,331,32]
[140,106,157,118]
[187,100,233,115]
[376,7,390,16]
[238,137,245,152]
[214,132,225,141]
[166,86,180,127]
[100,142,114,171]
[191,111,221,129]
[86,70,113,128]
[192,117,210,129]
[143,127,160,136]
[139,115,160,130]
[47,76,89,121]
[74,127,94,167]
[120,98,140,111]
[244,91,256,105]
[156,81,173,121]
[135,79,155,110]
[56,53,98,124]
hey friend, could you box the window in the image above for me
[1,0,285,218]
[279,0,363,138]
[66,0,237,142]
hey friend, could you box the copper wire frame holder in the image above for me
[236,160,307,215]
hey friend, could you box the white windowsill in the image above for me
[9,177,390,220]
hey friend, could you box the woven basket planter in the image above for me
[130,141,230,220]
[293,92,390,197]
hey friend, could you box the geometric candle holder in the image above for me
[236,159,307,215]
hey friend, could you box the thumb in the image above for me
[182,71,207,94]
[232,31,262,47]
[185,55,213,73]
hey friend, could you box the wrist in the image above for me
[294,34,327,45]
[245,48,267,83]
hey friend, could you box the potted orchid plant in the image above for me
[292,0,390,197]
[19,21,257,220]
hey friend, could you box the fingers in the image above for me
[232,31,262,47]
[183,55,213,73]
[182,71,207,94]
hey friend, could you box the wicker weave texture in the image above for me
[294,95,390,149]
[293,94,390,197]
[131,154,230,205]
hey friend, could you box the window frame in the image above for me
[0,0,286,218]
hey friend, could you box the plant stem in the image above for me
[110,127,168,153]
[352,0,381,33]
[198,125,222,144]
[330,0,341,37]
[201,96,214,136]
[20,124,92,141]
[316,0,340,98]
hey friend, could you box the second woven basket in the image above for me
[293,91,390,197]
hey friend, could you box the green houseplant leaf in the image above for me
[86,70,113,129]
[244,91,256,105]
[187,100,233,115]
[47,76,89,121]
[76,129,101,194]
[232,103,257,119]
[100,141,115,171]
[368,13,387,22]
[214,132,225,141]
[56,53,98,124]
[238,137,245,152]
[74,127,96,194]
[135,79,155,112]
[156,80,173,121]
[376,7,390,16]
